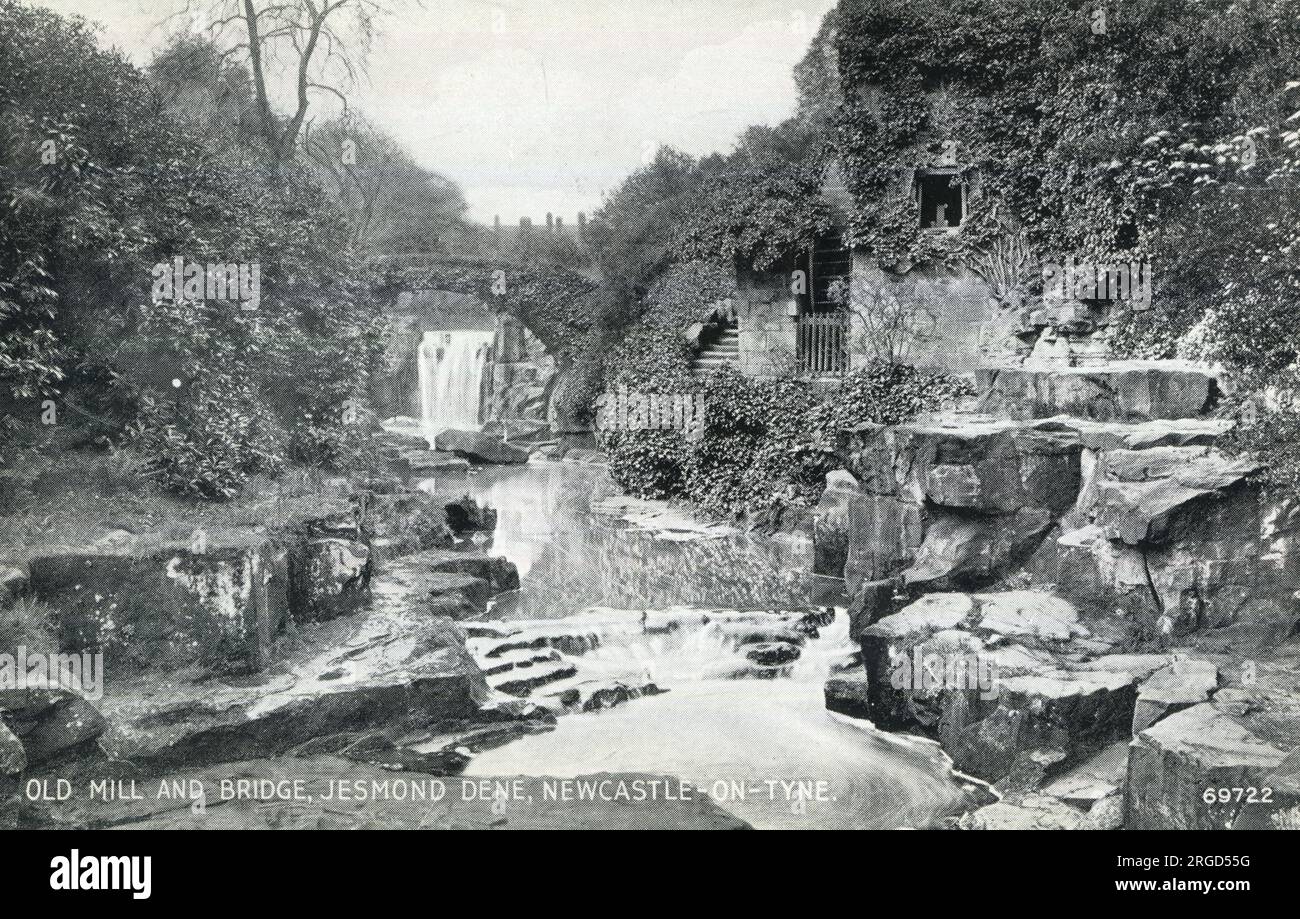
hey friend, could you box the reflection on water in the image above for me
[431,464,969,829]
[456,464,821,618]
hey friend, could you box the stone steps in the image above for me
[691,329,741,375]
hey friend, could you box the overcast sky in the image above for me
[39,0,835,224]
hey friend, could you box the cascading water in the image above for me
[440,464,975,829]
[417,329,495,432]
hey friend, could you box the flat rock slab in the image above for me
[976,362,1218,422]
[403,450,471,473]
[590,495,734,540]
[1038,416,1233,451]
[859,593,975,640]
[1042,740,1130,806]
[863,590,1089,646]
[957,794,1086,830]
[29,757,749,830]
[1138,658,1218,706]
[95,558,496,772]
[403,548,520,594]
[1126,702,1290,830]
[976,591,1087,642]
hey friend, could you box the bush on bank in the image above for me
[0,2,385,499]
[601,363,972,519]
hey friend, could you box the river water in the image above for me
[433,463,970,829]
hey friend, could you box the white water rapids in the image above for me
[443,464,973,829]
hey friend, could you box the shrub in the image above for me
[553,344,607,430]
[0,3,391,500]
[810,362,975,436]
[127,387,285,500]
[603,429,688,498]
[606,329,696,394]
[603,362,972,520]
[0,596,58,654]
[640,261,738,333]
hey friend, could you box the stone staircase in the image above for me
[691,327,739,376]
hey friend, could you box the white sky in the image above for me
[38,0,835,223]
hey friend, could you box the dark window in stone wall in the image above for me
[916,170,965,230]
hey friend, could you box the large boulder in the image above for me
[434,429,529,465]
[1131,658,1218,734]
[975,362,1218,422]
[837,415,1080,593]
[1033,447,1299,635]
[839,416,1082,517]
[904,508,1053,590]
[0,563,28,602]
[811,470,859,578]
[290,538,371,623]
[0,687,107,766]
[824,671,871,719]
[27,534,292,674]
[1094,447,1261,545]
[365,491,458,556]
[948,667,1137,786]
[411,549,520,594]
[1126,703,1290,829]
[442,496,498,534]
[856,589,1156,785]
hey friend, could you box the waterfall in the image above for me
[418,330,495,432]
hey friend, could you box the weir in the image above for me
[418,329,495,432]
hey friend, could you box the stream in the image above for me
[424,462,971,830]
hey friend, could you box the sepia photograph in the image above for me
[1,0,1298,892]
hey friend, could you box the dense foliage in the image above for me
[1,2,385,498]
[672,122,833,271]
[602,363,972,518]
[796,0,1300,277]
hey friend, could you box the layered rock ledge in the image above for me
[820,361,1300,830]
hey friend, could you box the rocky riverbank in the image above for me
[1,432,743,830]
[815,361,1300,830]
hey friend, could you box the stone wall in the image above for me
[848,257,999,373]
[731,247,1137,380]
[735,263,798,378]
